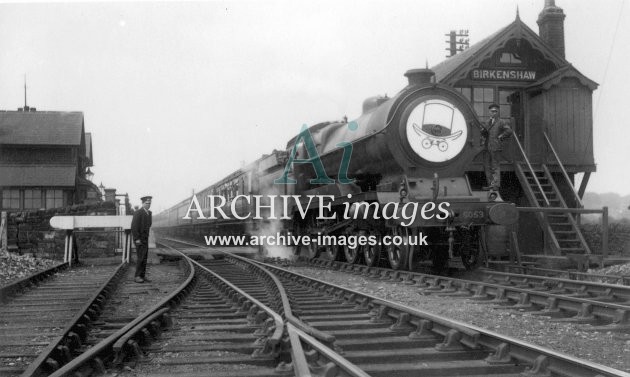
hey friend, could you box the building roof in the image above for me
[0,165,77,186]
[526,64,598,91]
[0,111,84,145]
[431,15,572,85]
[432,26,509,83]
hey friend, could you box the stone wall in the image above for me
[6,201,118,260]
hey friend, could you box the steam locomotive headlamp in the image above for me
[487,190,499,202]
[406,99,468,163]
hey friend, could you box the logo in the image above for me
[274,122,358,185]
[406,99,467,162]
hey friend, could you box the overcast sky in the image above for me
[1,0,628,212]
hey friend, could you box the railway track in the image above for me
[150,238,628,377]
[0,264,125,376]
[478,268,630,304]
[123,261,287,376]
[499,264,630,285]
[48,243,362,377]
[16,237,624,376]
[302,257,630,332]
[0,258,188,377]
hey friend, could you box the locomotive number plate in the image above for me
[462,210,485,219]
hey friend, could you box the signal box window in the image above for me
[455,87,471,102]
[499,52,522,65]
[455,86,497,122]
[473,87,495,122]
[499,89,517,122]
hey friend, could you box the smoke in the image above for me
[246,161,296,260]
[256,219,295,259]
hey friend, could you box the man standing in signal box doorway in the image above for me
[481,103,512,190]
[131,196,152,283]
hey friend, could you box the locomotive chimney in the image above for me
[537,0,566,58]
[404,68,435,86]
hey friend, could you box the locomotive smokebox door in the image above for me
[408,100,466,158]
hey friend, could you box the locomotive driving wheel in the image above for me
[307,237,326,259]
[363,230,382,267]
[387,226,409,270]
[460,228,482,270]
[292,222,305,257]
[343,229,363,264]
[325,243,344,261]
[460,248,480,270]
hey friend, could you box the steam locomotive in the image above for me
[154,68,518,272]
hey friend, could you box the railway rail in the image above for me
[0,264,125,376]
[498,264,630,285]
[303,257,630,332]
[46,246,351,377]
[152,237,628,377]
[0,258,189,377]
[0,262,68,304]
[478,269,630,304]
[11,237,626,376]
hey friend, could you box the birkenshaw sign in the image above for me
[471,69,537,81]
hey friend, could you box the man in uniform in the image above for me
[481,103,512,190]
[131,196,152,283]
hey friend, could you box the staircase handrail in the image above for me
[511,136,550,206]
[543,131,584,209]
[513,163,560,255]
[541,164,592,255]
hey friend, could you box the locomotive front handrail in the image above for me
[543,131,584,209]
[511,135,550,206]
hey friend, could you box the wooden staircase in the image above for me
[512,131,591,257]
[514,163,591,256]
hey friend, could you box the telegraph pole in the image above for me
[445,30,470,57]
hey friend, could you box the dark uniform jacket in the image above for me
[481,117,513,152]
[131,208,152,245]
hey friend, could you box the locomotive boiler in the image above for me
[286,68,518,271]
[154,68,518,273]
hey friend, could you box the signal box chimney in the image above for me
[537,0,566,58]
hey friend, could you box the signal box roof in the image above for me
[430,15,596,89]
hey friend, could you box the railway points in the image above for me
[0,255,186,377]
[2,1,630,376]
[132,238,629,376]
